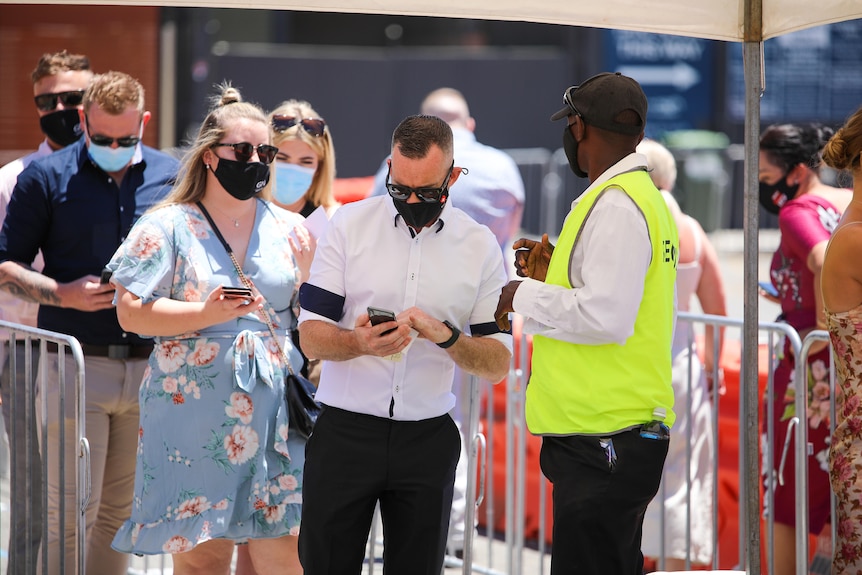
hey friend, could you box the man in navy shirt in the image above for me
[0,70,178,574]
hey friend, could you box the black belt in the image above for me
[46,342,153,360]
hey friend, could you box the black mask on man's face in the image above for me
[39,109,84,148]
[758,173,799,215]
[393,193,448,230]
[212,158,270,201]
[562,123,588,179]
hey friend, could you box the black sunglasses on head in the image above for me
[34,90,85,112]
[271,115,327,137]
[386,162,454,203]
[213,142,279,165]
[85,117,141,148]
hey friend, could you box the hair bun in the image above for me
[823,129,851,171]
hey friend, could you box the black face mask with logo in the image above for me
[758,173,799,215]
[213,158,271,201]
[39,109,84,148]
[393,193,449,230]
[563,123,588,179]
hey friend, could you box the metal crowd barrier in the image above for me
[2,314,835,575]
[0,320,88,575]
[354,311,833,575]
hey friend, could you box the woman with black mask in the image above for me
[106,83,309,574]
[758,122,852,575]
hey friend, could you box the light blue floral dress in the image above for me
[109,199,307,555]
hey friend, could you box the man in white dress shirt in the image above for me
[0,49,92,573]
[368,89,525,555]
[297,114,512,575]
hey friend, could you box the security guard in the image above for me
[495,72,678,575]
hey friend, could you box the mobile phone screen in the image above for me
[223,287,253,299]
[368,307,397,335]
[758,281,778,298]
[100,268,113,284]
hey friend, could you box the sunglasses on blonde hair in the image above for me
[271,115,327,137]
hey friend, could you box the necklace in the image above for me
[205,201,251,228]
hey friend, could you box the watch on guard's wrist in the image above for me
[437,320,461,349]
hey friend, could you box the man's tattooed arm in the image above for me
[0,261,61,306]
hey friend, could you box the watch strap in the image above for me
[437,320,461,349]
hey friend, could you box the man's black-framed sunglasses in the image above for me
[213,142,279,165]
[271,115,327,137]
[34,90,85,112]
[386,162,454,203]
[85,117,141,148]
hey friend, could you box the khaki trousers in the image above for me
[36,352,145,575]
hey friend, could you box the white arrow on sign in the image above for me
[616,62,700,90]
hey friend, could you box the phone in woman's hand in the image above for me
[758,280,779,298]
[223,286,253,299]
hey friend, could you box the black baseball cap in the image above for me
[550,72,647,136]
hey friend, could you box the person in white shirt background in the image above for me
[637,138,727,571]
[0,49,93,573]
[297,114,512,574]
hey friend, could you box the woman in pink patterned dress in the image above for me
[822,104,862,574]
[758,123,853,575]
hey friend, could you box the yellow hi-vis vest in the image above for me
[525,169,678,435]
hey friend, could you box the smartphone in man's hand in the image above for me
[368,306,397,335]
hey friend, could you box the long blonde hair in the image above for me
[269,99,337,210]
[163,83,273,206]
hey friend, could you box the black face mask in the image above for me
[212,158,270,201]
[758,173,799,215]
[563,124,588,179]
[393,193,449,231]
[39,109,84,148]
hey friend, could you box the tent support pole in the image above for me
[742,38,763,575]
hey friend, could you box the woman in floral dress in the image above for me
[107,84,312,574]
[758,123,853,575]
[822,104,862,574]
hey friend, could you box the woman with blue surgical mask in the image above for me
[268,100,340,218]
[234,99,339,575]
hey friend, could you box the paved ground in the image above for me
[0,228,773,575]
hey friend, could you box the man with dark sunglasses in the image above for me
[494,72,678,575]
[369,87,526,558]
[0,49,93,575]
[0,70,178,575]
[297,114,512,575]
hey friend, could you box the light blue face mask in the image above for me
[88,141,137,173]
[273,162,315,206]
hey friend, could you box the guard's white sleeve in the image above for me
[513,188,652,345]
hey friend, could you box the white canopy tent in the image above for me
[5,0,862,572]
[8,0,860,42]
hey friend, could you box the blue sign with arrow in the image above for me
[605,30,715,138]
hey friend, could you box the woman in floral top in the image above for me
[822,104,862,574]
[107,84,312,574]
[758,123,853,575]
